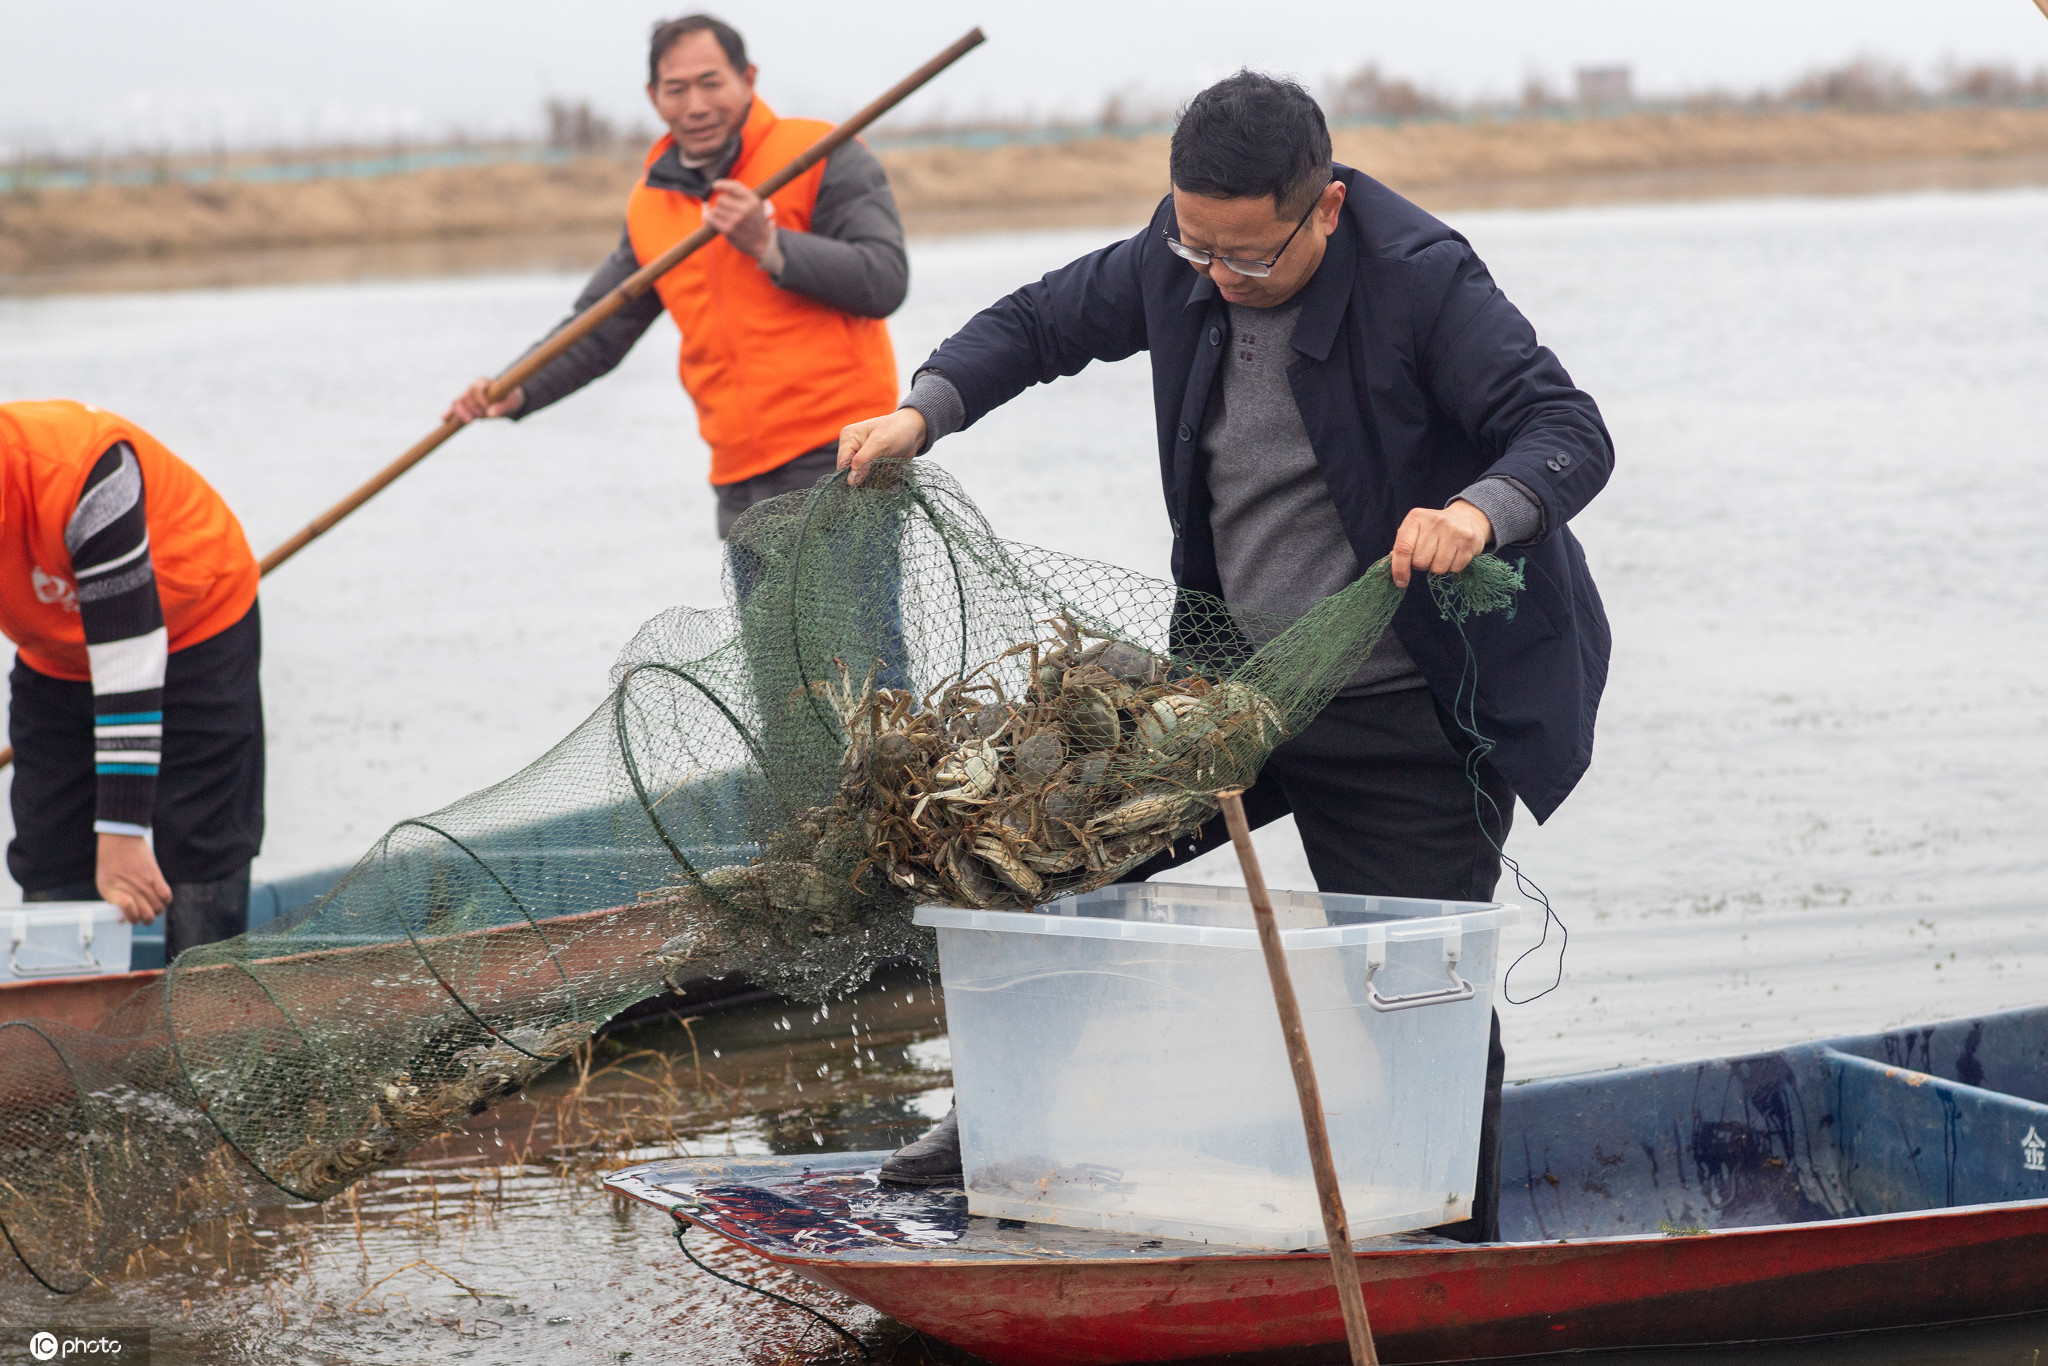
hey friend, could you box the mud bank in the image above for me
[4,106,2048,283]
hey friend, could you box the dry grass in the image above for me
[7,997,949,1360]
[6,106,2048,274]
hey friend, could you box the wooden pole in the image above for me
[0,30,987,773]
[1218,789,1380,1366]
[256,26,986,575]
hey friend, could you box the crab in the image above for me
[912,734,1006,823]
[759,612,1291,916]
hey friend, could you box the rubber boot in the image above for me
[879,1103,961,1187]
[1428,1009,1505,1242]
[165,866,251,964]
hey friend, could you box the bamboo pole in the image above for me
[257,26,985,574]
[1218,789,1380,1366]
[0,29,987,774]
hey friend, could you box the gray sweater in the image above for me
[513,119,908,420]
[904,302,1540,693]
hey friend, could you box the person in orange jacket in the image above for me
[445,13,906,538]
[0,401,264,959]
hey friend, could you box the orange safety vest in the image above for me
[0,401,259,681]
[625,100,900,486]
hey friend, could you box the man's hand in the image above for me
[704,179,776,261]
[96,833,171,926]
[838,408,928,486]
[1390,501,1493,589]
[443,377,524,425]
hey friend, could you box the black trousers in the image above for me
[1125,685,1514,1243]
[714,443,838,539]
[9,603,264,960]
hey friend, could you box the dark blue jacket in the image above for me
[921,166,1612,820]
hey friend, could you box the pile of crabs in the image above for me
[815,614,1284,911]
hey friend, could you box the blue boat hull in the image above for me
[607,1003,2048,1362]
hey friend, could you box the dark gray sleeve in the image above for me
[1453,475,1545,549]
[511,230,668,419]
[902,369,966,452]
[767,140,908,319]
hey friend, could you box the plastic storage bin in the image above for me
[915,882,1518,1249]
[0,903,133,982]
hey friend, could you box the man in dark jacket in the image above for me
[842,73,1612,1238]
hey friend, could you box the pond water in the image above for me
[0,186,2043,1361]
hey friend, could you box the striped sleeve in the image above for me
[67,441,165,836]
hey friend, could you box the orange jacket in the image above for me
[0,401,258,681]
[626,100,900,486]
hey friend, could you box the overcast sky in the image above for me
[5,0,2048,152]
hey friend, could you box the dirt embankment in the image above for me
[5,106,2048,276]
[0,157,645,273]
[886,105,2048,229]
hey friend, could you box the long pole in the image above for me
[0,29,987,773]
[1218,789,1380,1366]
[257,26,986,574]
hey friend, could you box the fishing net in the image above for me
[0,461,1520,1291]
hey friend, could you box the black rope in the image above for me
[1430,564,1567,1005]
[672,1214,871,1362]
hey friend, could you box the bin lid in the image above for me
[913,881,1521,949]
[2,902,125,925]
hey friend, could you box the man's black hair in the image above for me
[1170,71,1333,218]
[648,14,749,83]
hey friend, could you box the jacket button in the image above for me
[1208,327,1221,346]
[1546,457,1562,472]
[1170,519,1182,537]
[1556,453,1572,468]
[1178,422,1193,442]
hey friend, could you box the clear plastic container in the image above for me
[0,903,133,981]
[915,883,1519,1249]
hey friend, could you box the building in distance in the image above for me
[1576,66,1634,110]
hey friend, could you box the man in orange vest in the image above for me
[445,13,905,537]
[0,401,264,959]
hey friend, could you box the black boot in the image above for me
[879,1104,961,1187]
[165,866,251,963]
[1428,1009,1505,1243]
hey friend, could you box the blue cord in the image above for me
[1430,564,1568,1006]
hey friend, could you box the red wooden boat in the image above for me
[0,863,774,1032]
[605,1004,2048,1362]
[0,866,350,1029]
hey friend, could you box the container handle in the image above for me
[8,909,103,978]
[1365,927,1474,1012]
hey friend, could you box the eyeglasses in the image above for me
[1164,203,1316,278]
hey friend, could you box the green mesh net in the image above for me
[0,461,1520,1291]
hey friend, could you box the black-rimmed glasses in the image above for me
[1164,202,1316,278]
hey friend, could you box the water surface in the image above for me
[0,187,2043,1361]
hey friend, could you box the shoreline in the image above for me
[5,106,2048,296]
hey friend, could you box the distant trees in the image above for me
[1327,66,1453,120]
[1743,57,2048,111]
[1319,55,2048,124]
[543,99,618,153]
[1942,61,2048,104]
[1782,59,1922,110]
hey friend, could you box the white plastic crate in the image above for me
[915,882,1518,1249]
[0,903,134,982]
